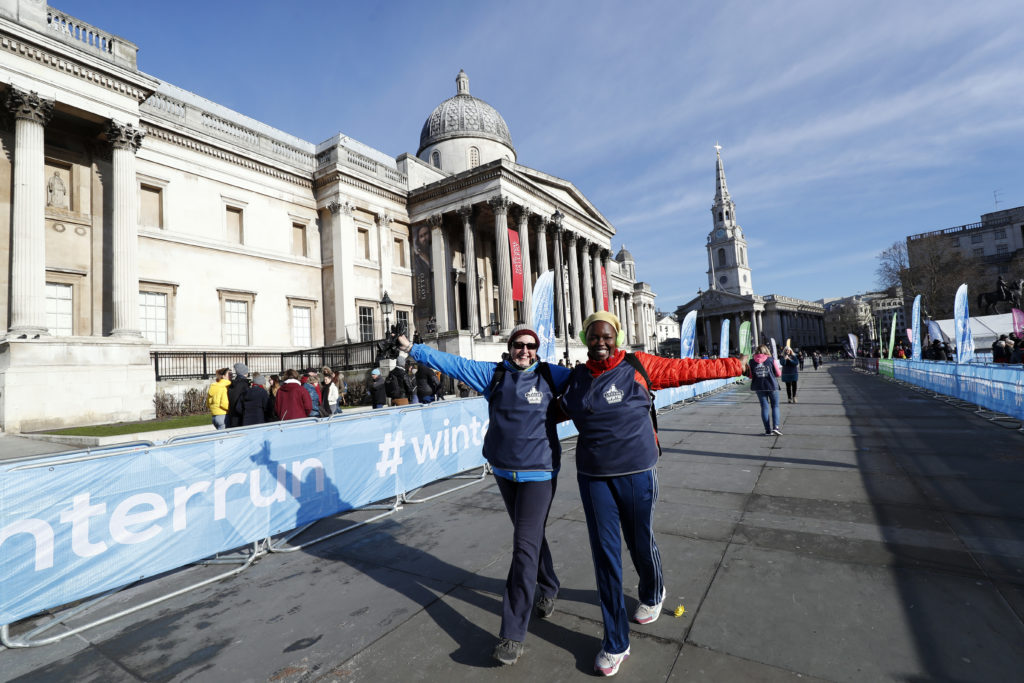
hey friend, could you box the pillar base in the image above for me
[5,326,49,340]
[111,328,144,338]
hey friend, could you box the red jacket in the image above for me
[584,350,744,389]
[275,380,312,421]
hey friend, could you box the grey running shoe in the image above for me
[772,427,783,436]
[595,646,630,676]
[535,595,555,619]
[493,638,523,665]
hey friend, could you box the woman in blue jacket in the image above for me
[396,326,570,666]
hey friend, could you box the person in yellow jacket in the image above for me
[207,368,231,429]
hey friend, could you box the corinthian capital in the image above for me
[106,121,145,153]
[328,200,354,216]
[5,88,54,126]
[488,195,512,214]
[427,213,444,228]
[375,211,393,227]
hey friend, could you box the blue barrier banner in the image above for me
[0,400,489,625]
[894,361,1024,420]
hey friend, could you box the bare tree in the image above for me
[875,240,908,291]
[901,235,981,318]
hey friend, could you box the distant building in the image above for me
[821,289,904,349]
[907,205,1024,279]
[676,148,825,354]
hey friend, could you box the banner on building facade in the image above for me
[719,318,730,357]
[954,283,974,363]
[739,321,751,356]
[508,228,524,302]
[530,270,558,363]
[411,223,435,334]
[679,310,697,359]
[601,267,609,312]
[911,295,922,360]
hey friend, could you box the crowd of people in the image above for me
[205,363,351,429]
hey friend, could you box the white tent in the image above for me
[933,312,1015,349]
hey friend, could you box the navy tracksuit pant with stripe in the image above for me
[577,468,663,655]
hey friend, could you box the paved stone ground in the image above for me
[3,362,1024,682]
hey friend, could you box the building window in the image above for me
[139,184,163,229]
[219,289,255,346]
[394,236,407,268]
[45,282,73,336]
[468,146,479,167]
[995,228,1007,239]
[226,206,244,243]
[431,151,441,169]
[972,248,983,257]
[970,233,983,244]
[292,305,311,347]
[396,309,410,334]
[292,222,307,257]
[951,236,960,247]
[358,305,374,342]
[997,244,1009,254]
[139,291,167,344]
[717,248,726,267]
[357,227,371,260]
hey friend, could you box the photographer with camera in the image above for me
[395,326,571,666]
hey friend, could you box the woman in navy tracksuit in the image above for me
[397,326,570,666]
[561,311,743,676]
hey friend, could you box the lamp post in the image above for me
[380,291,394,337]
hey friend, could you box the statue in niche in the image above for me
[47,171,68,209]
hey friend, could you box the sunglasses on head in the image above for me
[511,341,538,350]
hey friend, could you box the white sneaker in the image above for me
[633,587,666,624]
[595,647,630,676]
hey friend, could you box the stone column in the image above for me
[566,232,582,338]
[602,250,614,313]
[458,205,479,334]
[328,200,356,343]
[5,89,53,336]
[550,213,565,339]
[624,294,634,346]
[375,211,393,299]
[580,240,594,319]
[429,214,450,333]
[516,206,533,321]
[489,196,514,335]
[592,245,604,312]
[535,220,549,274]
[704,317,713,356]
[108,120,146,337]
[733,314,741,355]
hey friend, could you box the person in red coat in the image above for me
[560,311,744,676]
[274,368,312,421]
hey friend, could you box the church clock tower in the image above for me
[707,145,753,295]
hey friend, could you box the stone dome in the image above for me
[418,70,515,156]
[616,244,634,262]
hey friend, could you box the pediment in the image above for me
[510,164,614,235]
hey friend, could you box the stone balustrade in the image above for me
[44,7,138,69]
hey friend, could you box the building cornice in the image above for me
[0,22,157,103]
[141,122,313,190]
[314,168,408,206]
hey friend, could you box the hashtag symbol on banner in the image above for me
[376,430,404,477]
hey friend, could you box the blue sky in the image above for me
[74,0,1024,311]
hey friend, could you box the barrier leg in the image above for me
[267,497,403,554]
[402,464,490,504]
[0,541,262,649]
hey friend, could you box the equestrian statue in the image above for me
[978,276,1023,314]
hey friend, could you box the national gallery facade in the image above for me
[0,2,658,430]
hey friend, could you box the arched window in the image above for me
[725,211,730,220]
[468,146,480,167]
[740,247,745,264]
[431,151,441,169]
[717,248,726,267]
[718,212,723,221]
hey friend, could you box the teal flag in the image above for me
[739,321,751,356]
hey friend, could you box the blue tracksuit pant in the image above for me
[578,468,663,655]
[494,475,560,642]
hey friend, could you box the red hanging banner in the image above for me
[508,228,524,302]
[601,266,609,311]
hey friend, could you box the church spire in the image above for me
[711,143,737,229]
[714,142,730,204]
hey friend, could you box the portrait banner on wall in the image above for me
[411,223,435,333]
[508,228,524,302]
[601,266,609,311]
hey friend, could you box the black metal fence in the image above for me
[151,340,379,381]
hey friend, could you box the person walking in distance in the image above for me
[559,312,744,676]
[207,368,231,430]
[748,344,783,435]
[781,347,799,403]
[369,368,387,409]
[396,326,571,666]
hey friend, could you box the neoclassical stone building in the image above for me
[676,148,824,354]
[0,3,657,430]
